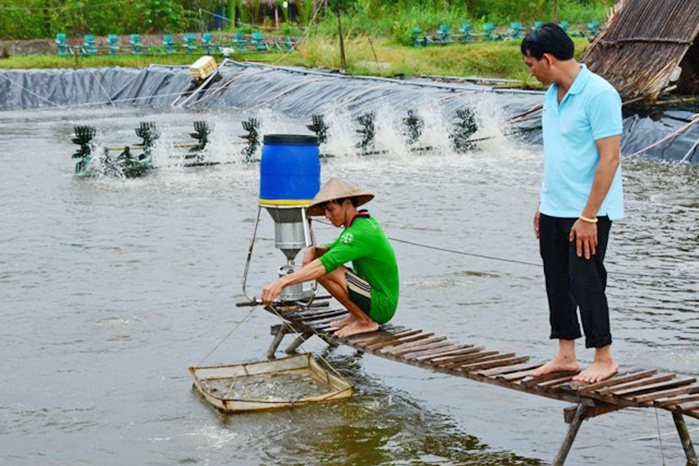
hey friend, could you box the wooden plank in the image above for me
[400,341,458,360]
[678,402,699,411]
[386,336,449,357]
[463,355,530,372]
[632,384,699,404]
[534,373,579,390]
[436,350,497,368]
[345,328,397,344]
[548,378,585,390]
[612,376,696,398]
[285,307,327,319]
[300,312,350,325]
[350,325,402,338]
[570,369,655,392]
[655,392,699,408]
[327,324,402,339]
[394,341,456,360]
[520,371,579,388]
[498,368,541,382]
[456,353,517,371]
[407,344,474,362]
[430,346,483,363]
[478,361,542,377]
[380,334,445,354]
[348,328,416,347]
[564,403,625,422]
[297,309,348,322]
[269,323,295,335]
[596,374,676,395]
[303,314,352,327]
[312,324,335,334]
[361,329,422,351]
[267,305,699,418]
[369,332,434,352]
[372,331,433,348]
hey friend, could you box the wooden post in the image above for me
[553,0,559,24]
[229,0,238,28]
[553,404,587,466]
[673,411,698,465]
[267,324,296,359]
[285,331,314,354]
[335,0,346,72]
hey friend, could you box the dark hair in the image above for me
[329,197,358,207]
[521,23,574,60]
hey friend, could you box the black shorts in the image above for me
[345,269,372,316]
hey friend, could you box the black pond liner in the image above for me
[0,61,695,163]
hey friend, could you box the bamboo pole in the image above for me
[673,411,698,465]
[552,404,587,466]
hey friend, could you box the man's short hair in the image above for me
[521,23,574,60]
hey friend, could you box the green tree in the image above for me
[135,0,187,32]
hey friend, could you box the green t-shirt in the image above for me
[318,215,399,324]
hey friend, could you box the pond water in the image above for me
[1,104,697,466]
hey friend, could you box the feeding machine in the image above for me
[242,134,321,304]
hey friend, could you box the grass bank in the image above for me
[0,36,590,88]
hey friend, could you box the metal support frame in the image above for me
[553,404,587,466]
[673,411,698,465]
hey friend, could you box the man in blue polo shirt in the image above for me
[521,23,623,383]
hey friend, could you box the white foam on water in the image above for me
[189,424,239,450]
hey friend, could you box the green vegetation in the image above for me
[253,36,588,86]
[0,0,608,85]
[0,37,590,89]
[0,0,613,40]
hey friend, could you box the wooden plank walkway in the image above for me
[264,304,699,465]
[270,306,699,419]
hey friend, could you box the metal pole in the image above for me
[553,404,587,466]
[673,411,698,465]
[242,206,262,302]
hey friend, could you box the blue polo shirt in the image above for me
[541,64,624,220]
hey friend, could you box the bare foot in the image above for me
[530,355,579,377]
[334,320,379,337]
[330,316,355,329]
[573,360,619,383]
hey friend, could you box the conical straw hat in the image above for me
[306,177,374,216]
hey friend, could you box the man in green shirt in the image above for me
[261,178,399,337]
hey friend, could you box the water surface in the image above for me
[1,105,697,466]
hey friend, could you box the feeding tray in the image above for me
[189,353,353,413]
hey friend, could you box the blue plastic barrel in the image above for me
[259,134,320,206]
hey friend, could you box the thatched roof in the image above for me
[581,0,699,101]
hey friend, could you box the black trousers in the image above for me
[539,213,613,348]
